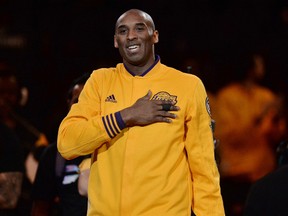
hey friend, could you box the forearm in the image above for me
[57,89,178,159]
[78,169,90,197]
[0,172,23,209]
[58,117,110,159]
[57,109,125,159]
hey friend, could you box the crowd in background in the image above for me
[1,0,288,215]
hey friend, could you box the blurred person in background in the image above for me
[243,123,288,216]
[213,51,287,216]
[77,158,90,198]
[243,81,288,216]
[243,163,288,216]
[0,62,48,215]
[0,63,24,216]
[31,73,90,216]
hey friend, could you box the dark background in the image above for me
[1,0,288,141]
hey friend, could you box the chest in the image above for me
[99,76,191,120]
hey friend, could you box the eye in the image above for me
[135,26,145,31]
[117,27,127,35]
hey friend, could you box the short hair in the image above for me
[115,9,156,32]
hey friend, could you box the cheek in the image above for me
[114,37,124,49]
[117,46,126,58]
[114,40,119,48]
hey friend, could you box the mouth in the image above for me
[127,44,140,52]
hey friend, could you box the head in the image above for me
[0,64,22,120]
[66,73,90,110]
[237,52,265,83]
[114,9,159,71]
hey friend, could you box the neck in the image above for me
[127,65,151,76]
[124,55,159,76]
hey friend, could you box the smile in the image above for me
[127,45,140,50]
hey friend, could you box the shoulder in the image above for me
[246,165,288,215]
[91,67,117,78]
[217,82,241,94]
[42,143,57,156]
[251,165,288,193]
[88,67,118,85]
[38,143,58,165]
[255,85,277,100]
[161,63,202,84]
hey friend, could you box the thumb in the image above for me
[142,90,152,100]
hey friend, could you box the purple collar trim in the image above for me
[124,55,160,77]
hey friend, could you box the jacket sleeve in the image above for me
[57,72,125,160]
[184,78,225,215]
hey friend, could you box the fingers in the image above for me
[130,91,180,125]
[142,90,152,100]
[160,104,180,111]
[161,104,171,111]
[154,111,177,123]
[156,103,179,123]
[154,116,173,123]
[159,110,177,119]
[169,105,180,111]
[157,103,180,112]
[141,91,180,112]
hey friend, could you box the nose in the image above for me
[127,30,137,40]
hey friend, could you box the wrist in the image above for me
[119,108,133,127]
[115,111,126,129]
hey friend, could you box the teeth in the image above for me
[128,45,139,50]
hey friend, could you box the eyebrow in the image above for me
[117,22,147,30]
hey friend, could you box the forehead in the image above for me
[116,11,151,29]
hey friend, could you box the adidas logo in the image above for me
[105,94,117,103]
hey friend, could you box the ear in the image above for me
[114,35,119,48]
[19,87,29,106]
[152,30,159,44]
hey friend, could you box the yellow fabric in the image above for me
[58,61,224,216]
[214,83,280,181]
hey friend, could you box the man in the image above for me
[0,63,49,215]
[31,74,90,216]
[58,9,224,215]
[0,122,24,215]
[0,65,24,216]
[243,140,288,216]
[213,52,286,216]
[243,164,288,216]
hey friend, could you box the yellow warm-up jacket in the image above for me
[58,58,225,216]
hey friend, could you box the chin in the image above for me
[126,55,144,65]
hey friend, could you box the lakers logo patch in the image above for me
[206,97,212,117]
[152,91,177,105]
